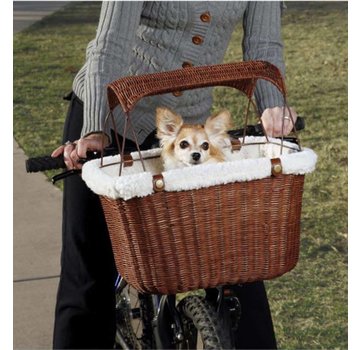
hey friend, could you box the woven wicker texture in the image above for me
[100,175,304,294]
[107,60,286,113]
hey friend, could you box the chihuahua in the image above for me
[156,107,232,170]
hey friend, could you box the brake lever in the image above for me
[52,169,82,184]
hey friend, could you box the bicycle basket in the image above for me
[82,61,317,294]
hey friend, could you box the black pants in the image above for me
[53,92,277,349]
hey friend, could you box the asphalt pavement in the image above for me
[13,2,70,348]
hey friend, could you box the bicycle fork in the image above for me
[153,294,185,349]
[205,285,242,345]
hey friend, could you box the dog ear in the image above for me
[156,107,183,141]
[205,109,232,138]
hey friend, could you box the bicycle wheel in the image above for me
[115,284,155,349]
[177,295,232,349]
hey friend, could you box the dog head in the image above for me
[156,107,232,169]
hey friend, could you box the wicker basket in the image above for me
[82,61,317,295]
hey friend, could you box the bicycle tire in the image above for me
[177,295,232,349]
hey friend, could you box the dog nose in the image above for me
[192,152,201,161]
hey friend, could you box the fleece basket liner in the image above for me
[82,136,317,201]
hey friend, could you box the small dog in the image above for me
[156,107,232,170]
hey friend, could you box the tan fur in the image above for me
[156,107,232,170]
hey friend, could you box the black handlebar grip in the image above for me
[25,148,118,173]
[26,155,65,173]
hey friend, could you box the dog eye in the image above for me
[201,142,209,150]
[180,140,189,149]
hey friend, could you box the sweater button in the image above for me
[173,91,183,97]
[192,35,203,45]
[182,61,193,68]
[200,12,211,23]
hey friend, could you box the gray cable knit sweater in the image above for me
[73,1,285,144]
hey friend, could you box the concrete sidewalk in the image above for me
[13,2,70,349]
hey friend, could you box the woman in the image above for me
[52,2,296,348]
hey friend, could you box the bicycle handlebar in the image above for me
[25,148,119,173]
[25,116,304,176]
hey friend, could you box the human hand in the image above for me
[261,106,298,137]
[51,133,110,170]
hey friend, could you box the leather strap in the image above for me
[231,139,241,151]
[271,158,282,176]
[123,154,134,167]
[153,174,165,192]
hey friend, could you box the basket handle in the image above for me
[106,60,287,113]
[103,60,295,176]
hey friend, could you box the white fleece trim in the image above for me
[81,137,317,200]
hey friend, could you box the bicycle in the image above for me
[26,117,304,349]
